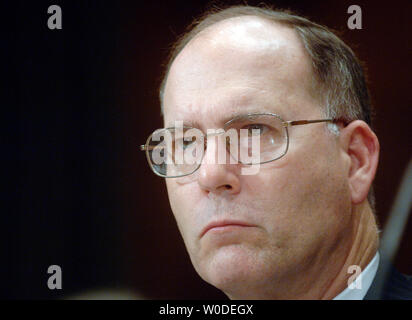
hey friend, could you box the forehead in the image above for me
[163,16,319,127]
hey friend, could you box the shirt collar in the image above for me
[333,252,380,300]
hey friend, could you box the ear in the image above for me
[339,120,380,204]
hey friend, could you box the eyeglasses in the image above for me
[140,113,335,178]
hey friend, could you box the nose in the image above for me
[197,135,241,195]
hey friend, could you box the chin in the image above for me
[195,244,270,296]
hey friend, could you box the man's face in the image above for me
[162,17,352,299]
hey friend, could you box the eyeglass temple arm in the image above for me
[285,119,334,127]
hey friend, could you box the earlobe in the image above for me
[341,120,379,204]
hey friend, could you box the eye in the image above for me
[175,137,196,149]
[184,137,197,148]
[243,124,268,136]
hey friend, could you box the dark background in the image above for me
[8,0,411,299]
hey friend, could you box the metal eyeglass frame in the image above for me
[140,112,335,178]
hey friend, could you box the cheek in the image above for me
[165,180,201,247]
[243,135,348,235]
[166,180,189,228]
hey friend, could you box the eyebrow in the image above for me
[222,109,266,124]
[165,107,285,129]
[222,107,287,125]
[165,119,200,129]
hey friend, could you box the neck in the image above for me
[320,201,379,299]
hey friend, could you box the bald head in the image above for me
[187,16,299,53]
[163,16,319,125]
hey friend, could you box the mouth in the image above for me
[200,220,257,238]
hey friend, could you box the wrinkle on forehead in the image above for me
[166,85,308,129]
[165,86,277,128]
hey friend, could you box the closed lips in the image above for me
[200,220,256,238]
